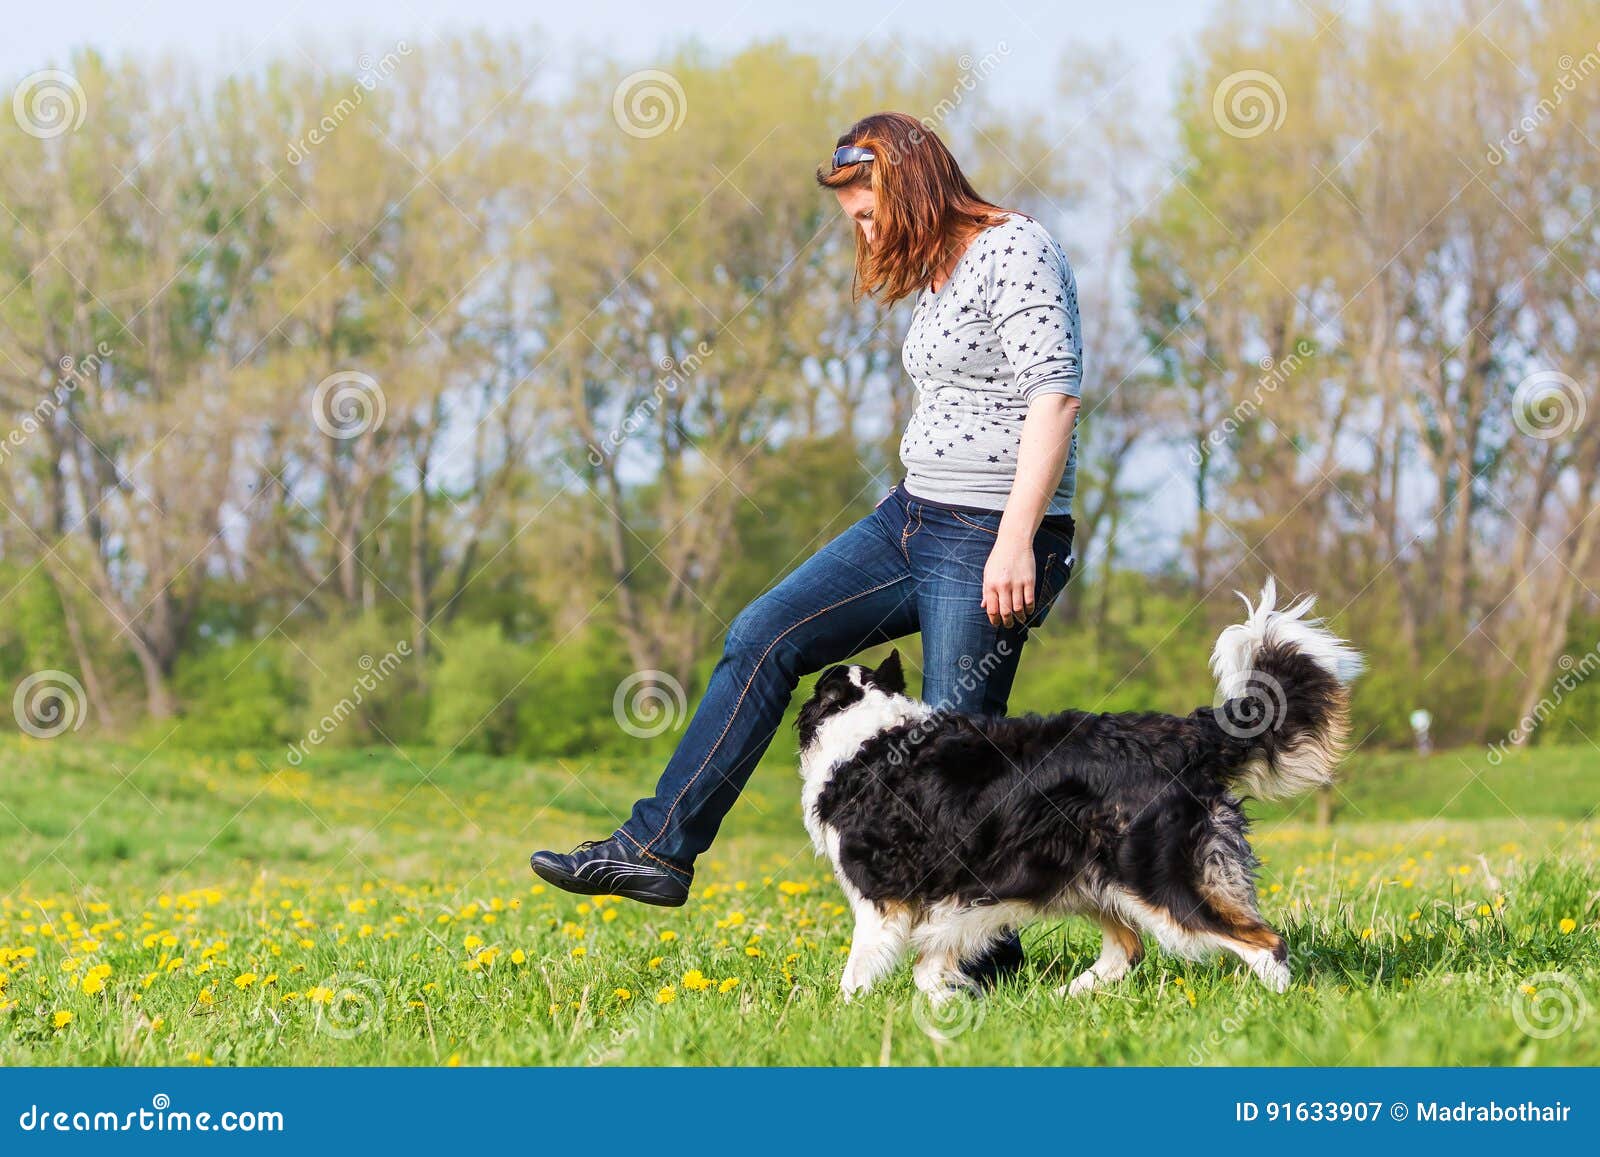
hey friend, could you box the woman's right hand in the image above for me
[981,531,1037,628]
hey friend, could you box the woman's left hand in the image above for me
[982,532,1036,627]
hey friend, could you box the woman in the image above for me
[530,112,1082,983]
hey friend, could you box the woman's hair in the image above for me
[816,111,1010,306]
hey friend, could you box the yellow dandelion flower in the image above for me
[656,986,676,1004]
[614,988,632,1001]
[681,969,712,992]
[647,956,663,969]
[463,935,484,950]
[510,949,527,965]
[718,977,739,994]
[1476,904,1492,917]
[1559,918,1577,934]
[745,946,762,958]
[659,930,678,943]
[80,974,107,996]
[1360,928,1374,940]
[52,1010,73,1028]
[571,945,587,958]
[233,973,257,990]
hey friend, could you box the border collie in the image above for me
[795,580,1363,1005]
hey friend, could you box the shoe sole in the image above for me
[528,856,689,907]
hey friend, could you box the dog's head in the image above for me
[795,649,906,751]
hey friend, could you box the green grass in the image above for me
[0,736,1594,1065]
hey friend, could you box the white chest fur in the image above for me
[798,691,933,856]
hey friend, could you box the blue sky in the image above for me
[8,0,1215,101]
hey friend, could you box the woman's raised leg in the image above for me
[531,496,919,902]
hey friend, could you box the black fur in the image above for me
[801,634,1350,949]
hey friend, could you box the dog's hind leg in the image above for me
[1209,922,1290,993]
[1059,916,1144,997]
[1195,804,1292,993]
[841,900,913,1001]
[1199,869,1290,992]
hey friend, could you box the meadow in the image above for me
[0,736,1594,1066]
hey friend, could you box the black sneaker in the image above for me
[528,836,691,907]
[960,929,1025,989]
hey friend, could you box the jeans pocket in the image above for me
[1027,549,1074,629]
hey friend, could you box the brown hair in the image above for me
[816,112,1010,306]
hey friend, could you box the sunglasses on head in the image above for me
[831,145,876,170]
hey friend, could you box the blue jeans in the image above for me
[616,482,1075,879]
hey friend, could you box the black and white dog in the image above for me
[796,580,1363,1005]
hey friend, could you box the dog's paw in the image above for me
[1061,970,1100,998]
[840,968,867,1003]
[921,983,963,1008]
[1255,958,1291,994]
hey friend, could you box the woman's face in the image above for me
[834,185,878,247]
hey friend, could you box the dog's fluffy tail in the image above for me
[1207,579,1364,800]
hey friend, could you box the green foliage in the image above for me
[293,616,421,751]
[510,630,656,761]
[425,622,527,756]
[169,640,303,751]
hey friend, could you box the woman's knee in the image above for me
[725,596,785,663]
[724,595,814,680]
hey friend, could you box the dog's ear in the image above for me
[874,649,906,695]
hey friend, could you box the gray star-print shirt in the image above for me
[899,212,1081,514]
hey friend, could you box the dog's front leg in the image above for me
[911,943,966,1007]
[840,901,912,1002]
